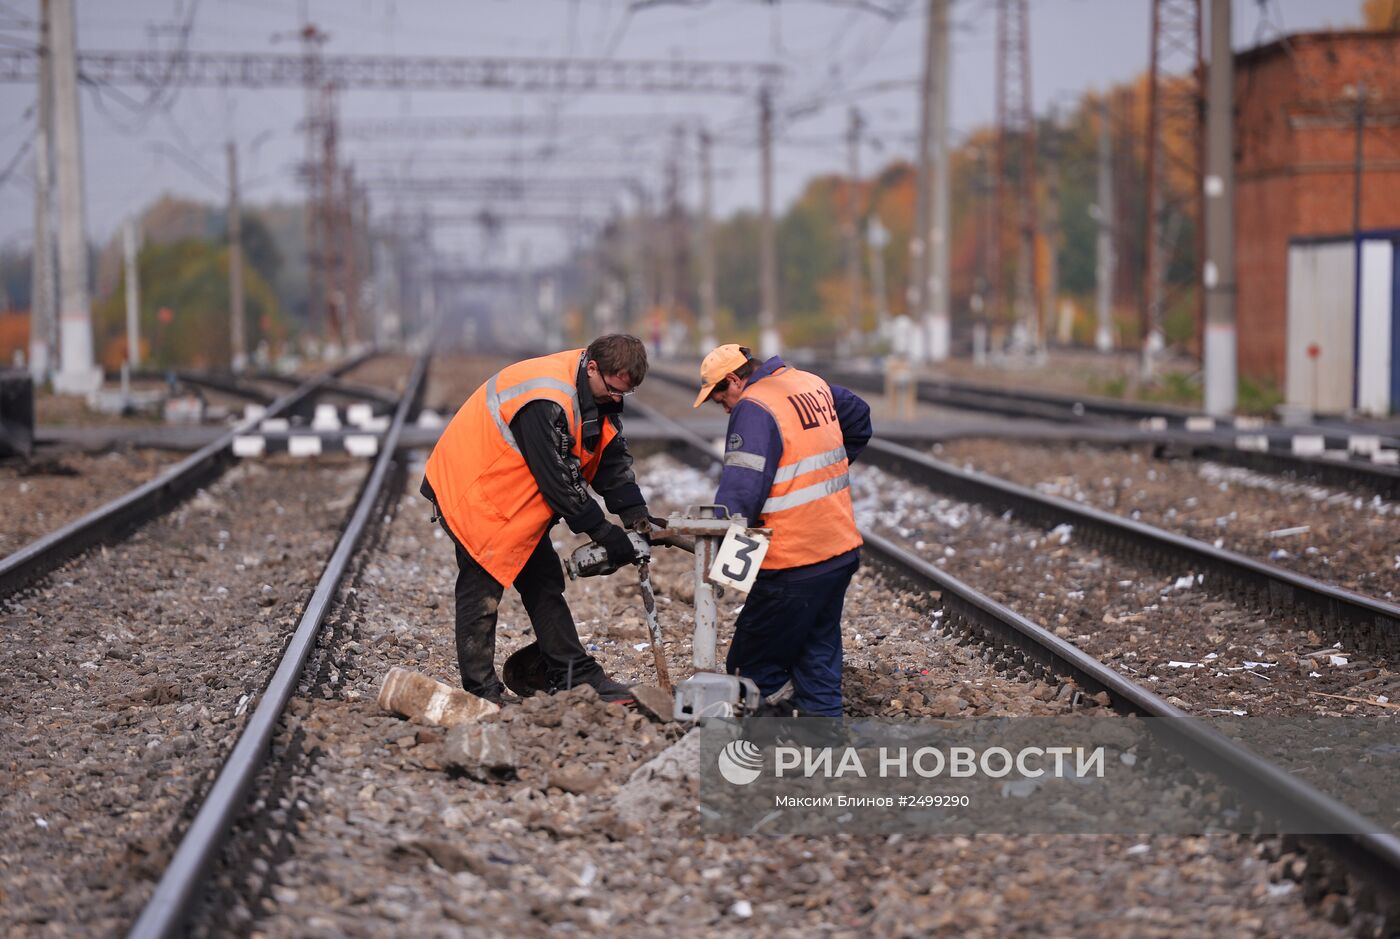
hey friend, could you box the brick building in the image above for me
[1234,30,1400,410]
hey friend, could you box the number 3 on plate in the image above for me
[708,524,770,593]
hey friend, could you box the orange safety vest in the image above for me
[737,366,862,569]
[424,349,618,586]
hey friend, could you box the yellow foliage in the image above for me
[1363,0,1400,29]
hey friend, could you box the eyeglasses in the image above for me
[601,375,636,398]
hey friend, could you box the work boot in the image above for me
[586,675,637,704]
[548,667,636,704]
[464,677,509,707]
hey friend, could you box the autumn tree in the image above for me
[1363,0,1400,29]
[93,238,285,370]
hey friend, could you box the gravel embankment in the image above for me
[0,456,368,936]
[936,439,1400,600]
[2,449,181,555]
[203,453,1351,939]
[848,463,1397,718]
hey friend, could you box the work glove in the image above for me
[619,504,669,536]
[595,522,641,568]
[618,503,651,529]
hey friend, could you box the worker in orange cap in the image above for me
[694,343,871,716]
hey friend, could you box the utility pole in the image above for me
[1094,96,1116,353]
[342,165,359,348]
[844,107,864,353]
[298,21,328,348]
[227,141,247,373]
[123,218,140,372]
[926,0,952,362]
[50,0,100,393]
[1350,80,1367,412]
[758,88,779,356]
[698,127,717,352]
[1112,88,1138,324]
[974,144,993,364]
[28,0,53,384]
[1044,107,1065,346]
[1203,0,1236,415]
[867,217,890,338]
[910,0,936,359]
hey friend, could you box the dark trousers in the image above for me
[453,533,602,696]
[725,560,857,718]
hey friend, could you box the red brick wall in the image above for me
[1234,32,1400,386]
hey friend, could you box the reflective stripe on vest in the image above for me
[770,444,847,484]
[737,366,861,569]
[763,469,850,514]
[487,373,581,452]
[425,348,615,586]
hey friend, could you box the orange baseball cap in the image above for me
[693,343,750,408]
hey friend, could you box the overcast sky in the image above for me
[0,0,1359,264]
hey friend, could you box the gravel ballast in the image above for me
[2,448,180,555]
[848,462,1397,719]
[0,456,368,936]
[200,453,1354,939]
[935,439,1400,599]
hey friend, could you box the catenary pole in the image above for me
[1203,0,1236,415]
[844,106,864,353]
[698,127,717,352]
[1095,96,1115,353]
[758,88,779,356]
[28,0,54,384]
[123,218,140,371]
[50,0,100,393]
[910,0,935,359]
[926,0,951,361]
[227,141,247,373]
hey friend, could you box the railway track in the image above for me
[861,439,1400,654]
[123,351,430,938]
[930,438,1400,599]
[0,352,424,937]
[11,351,1395,935]
[628,399,1400,933]
[810,366,1400,499]
[0,353,378,599]
[640,366,1400,656]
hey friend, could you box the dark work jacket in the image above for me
[421,357,645,544]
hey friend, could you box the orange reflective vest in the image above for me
[738,366,862,570]
[424,349,617,586]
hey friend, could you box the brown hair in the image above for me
[587,334,649,386]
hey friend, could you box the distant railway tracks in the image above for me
[7,352,1397,934]
[628,398,1400,932]
[819,367,1400,500]
[0,353,376,599]
[0,351,426,937]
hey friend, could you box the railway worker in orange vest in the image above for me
[694,344,871,717]
[421,335,660,705]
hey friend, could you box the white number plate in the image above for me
[708,524,770,593]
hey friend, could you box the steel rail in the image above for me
[254,372,401,408]
[627,399,1400,922]
[863,439,1400,653]
[0,353,376,599]
[119,369,279,406]
[125,351,430,939]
